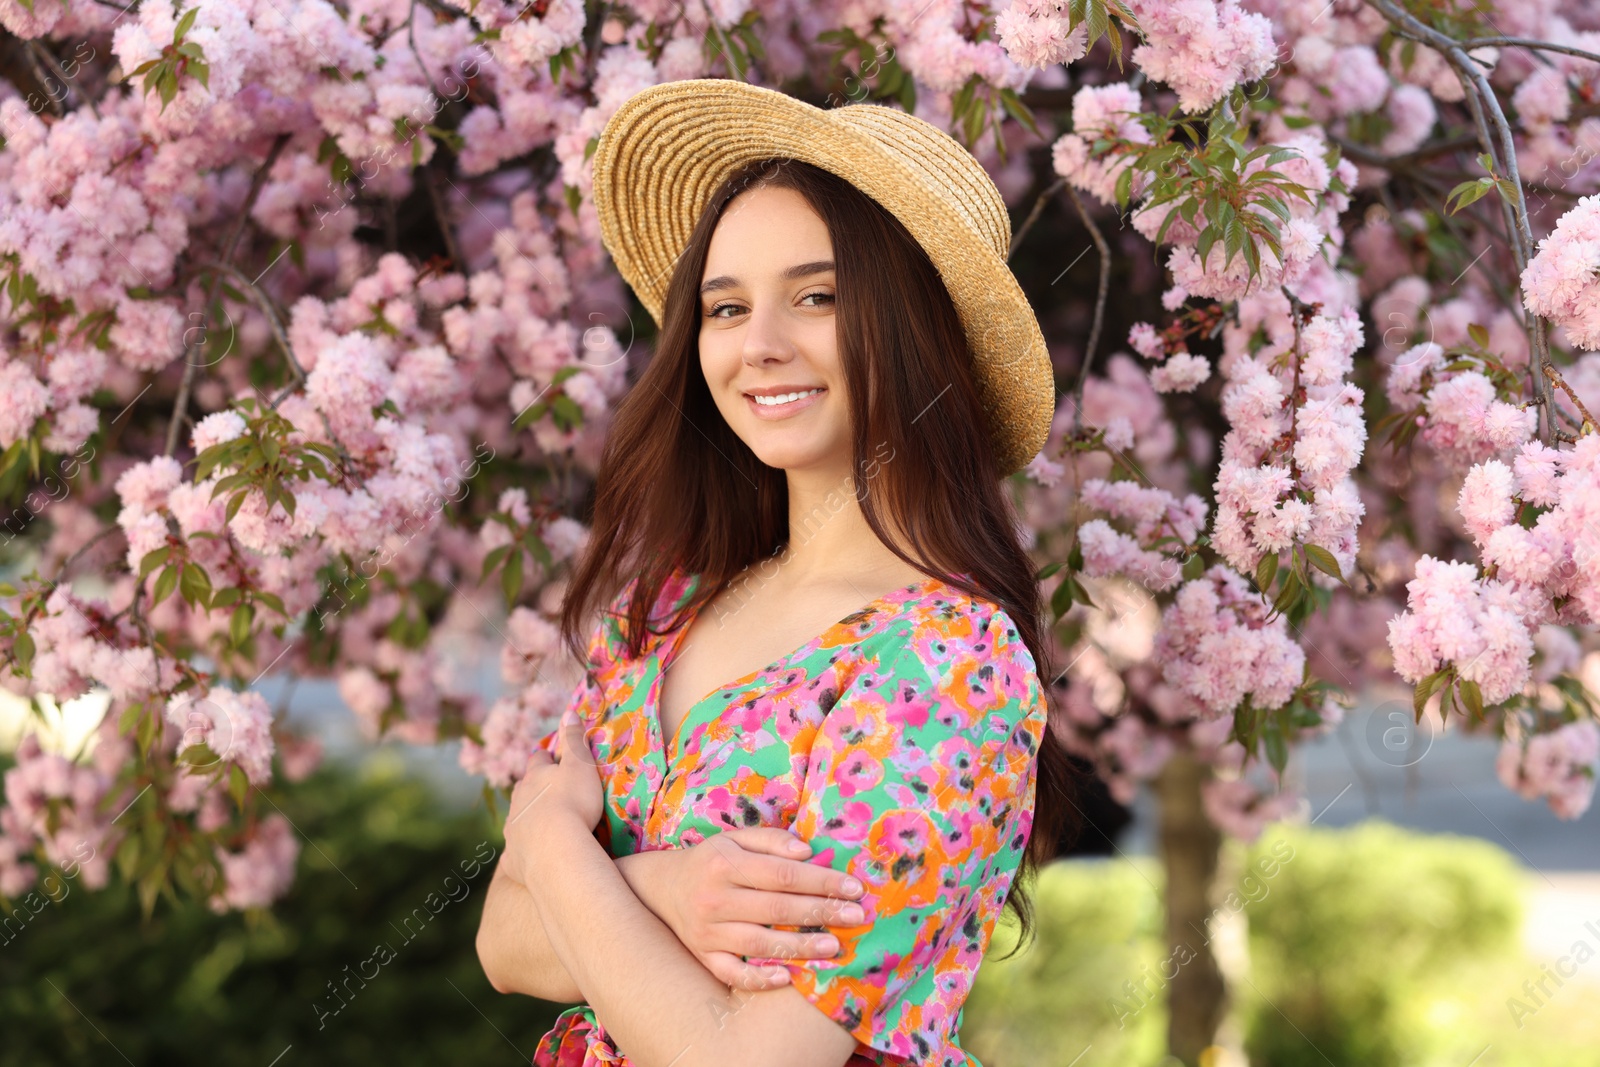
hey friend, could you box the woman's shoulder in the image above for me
[882,573,1042,691]
[901,573,1033,651]
[606,565,700,624]
[588,566,702,667]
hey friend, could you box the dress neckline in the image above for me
[647,570,949,763]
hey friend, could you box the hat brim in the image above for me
[590,78,1055,476]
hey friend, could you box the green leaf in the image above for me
[141,546,173,581]
[1303,543,1344,584]
[550,394,584,431]
[151,564,179,608]
[1264,716,1288,775]
[1412,668,1449,721]
[230,602,254,647]
[997,87,1042,139]
[524,532,553,570]
[1114,164,1134,211]
[1181,552,1205,581]
[1270,564,1298,609]
[1254,552,1279,594]
[137,703,159,758]
[12,631,34,674]
[228,764,249,810]
[1459,678,1485,723]
[501,548,524,609]
[1035,561,1064,581]
[481,781,499,822]
[1445,178,1493,214]
[174,5,200,40]
[177,742,212,766]
[1050,575,1074,618]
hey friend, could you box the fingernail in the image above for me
[561,709,578,727]
[840,904,864,924]
[768,967,787,983]
[841,877,863,896]
[787,838,810,853]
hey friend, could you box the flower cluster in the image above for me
[1124,0,1277,114]
[209,812,300,912]
[0,732,121,895]
[1155,565,1307,718]
[1495,718,1599,820]
[165,687,277,786]
[1076,478,1209,593]
[1050,81,1154,209]
[1521,193,1600,352]
[1211,302,1368,580]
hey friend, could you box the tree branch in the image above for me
[1364,0,1556,444]
[1457,37,1600,67]
[164,133,291,457]
[1544,362,1598,433]
[423,161,463,269]
[28,41,96,119]
[1010,175,1065,262]
[1329,131,1482,170]
[1063,183,1111,437]
[184,260,306,407]
[407,0,445,101]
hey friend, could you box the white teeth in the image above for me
[751,388,823,407]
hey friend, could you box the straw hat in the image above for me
[589,78,1057,477]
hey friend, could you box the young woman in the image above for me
[475,79,1083,1067]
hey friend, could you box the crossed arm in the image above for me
[476,813,863,1067]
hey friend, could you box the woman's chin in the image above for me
[743,438,843,474]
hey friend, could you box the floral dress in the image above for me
[529,566,1047,1067]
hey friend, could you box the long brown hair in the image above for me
[560,156,1086,955]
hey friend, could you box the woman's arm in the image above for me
[477,849,669,1001]
[525,810,862,1067]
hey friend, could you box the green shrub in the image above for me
[0,749,570,1066]
[962,857,1168,1066]
[1242,819,1525,1067]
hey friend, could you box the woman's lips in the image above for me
[745,387,825,420]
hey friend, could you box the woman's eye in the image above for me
[706,301,741,319]
[801,291,835,307]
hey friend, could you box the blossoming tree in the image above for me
[0,0,1597,1060]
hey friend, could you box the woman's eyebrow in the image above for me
[699,259,836,296]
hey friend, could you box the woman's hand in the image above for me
[641,827,869,993]
[505,710,604,884]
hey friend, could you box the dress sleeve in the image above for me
[531,590,621,760]
[774,605,1048,1061]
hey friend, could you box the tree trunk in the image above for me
[1154,750,1228,1065]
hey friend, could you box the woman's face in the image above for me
[698,183,849,475]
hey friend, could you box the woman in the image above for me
[475,79,1083,1067]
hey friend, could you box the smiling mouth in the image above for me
[748,388,825,407]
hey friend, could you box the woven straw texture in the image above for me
[591,78,1056,476]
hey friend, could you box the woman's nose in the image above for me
[740,302,794,366]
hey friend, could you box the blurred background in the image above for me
[4,663,1596,1067]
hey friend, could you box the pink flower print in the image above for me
[834,751,885,798]
[819,799,876,846]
